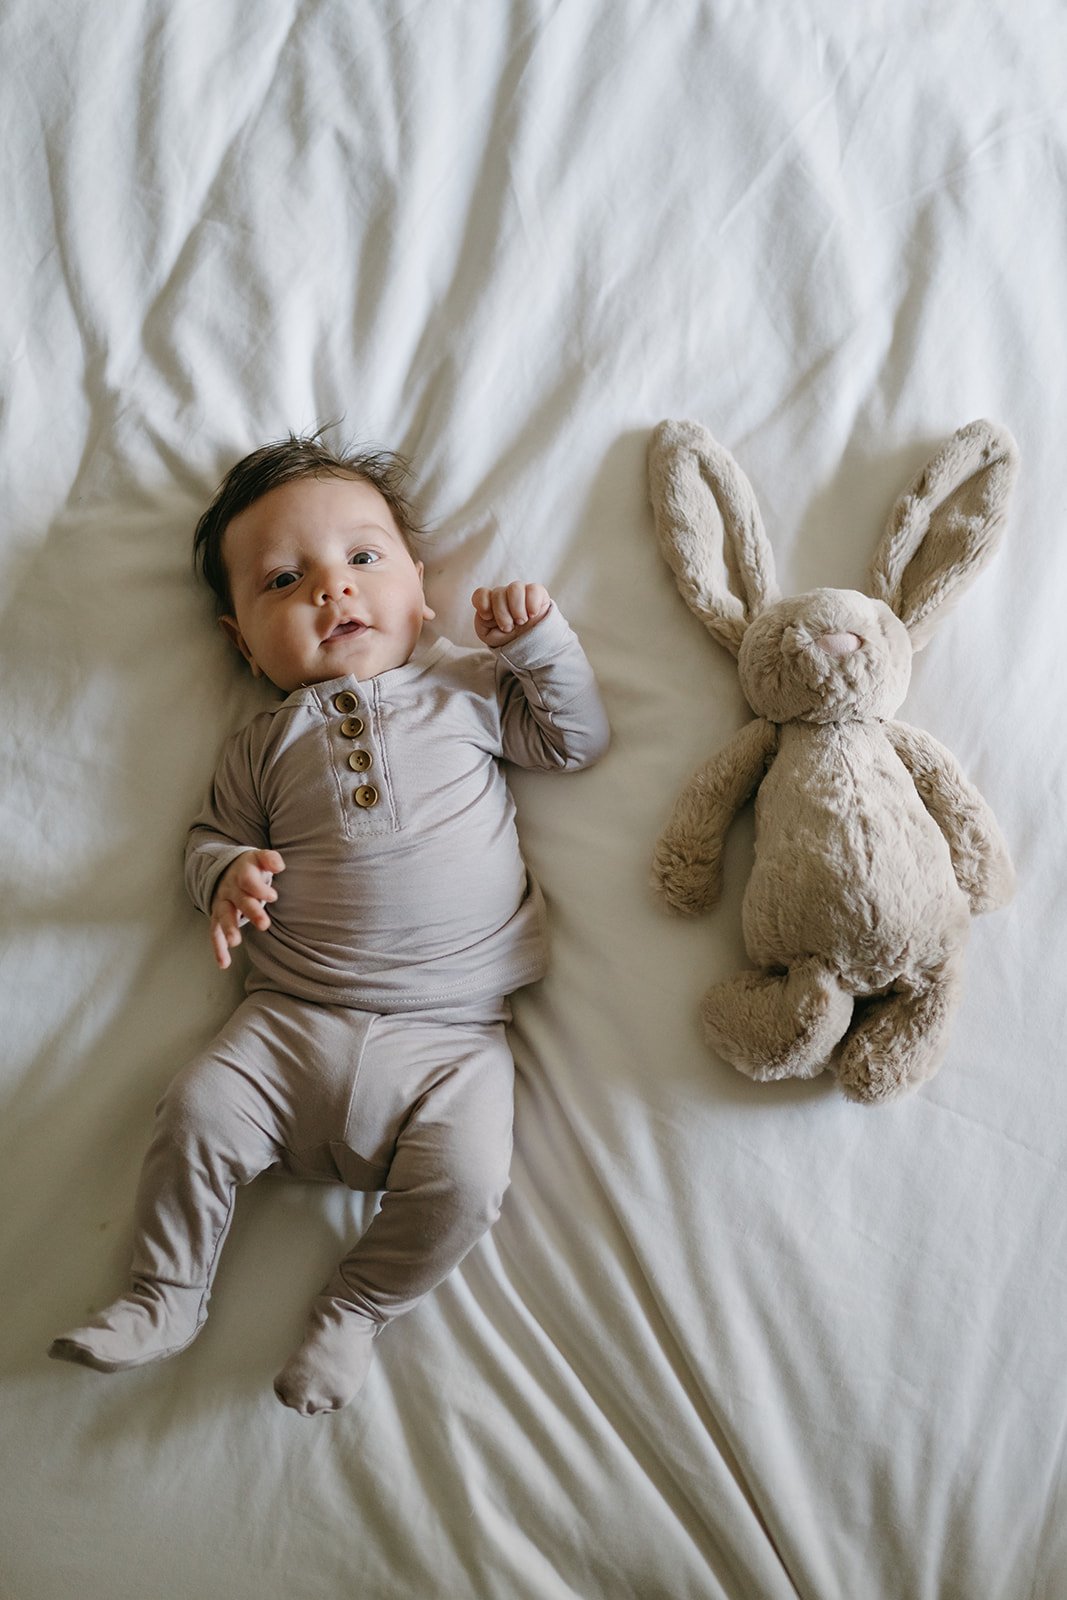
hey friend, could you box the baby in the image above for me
[49,435,609,1414]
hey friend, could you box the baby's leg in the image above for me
[48,1279,211,1374]
[275,1013,513,1416]
[49,996,298,1373]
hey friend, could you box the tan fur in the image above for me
[649,419,1017,1104]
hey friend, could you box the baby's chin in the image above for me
[297,626,423,688]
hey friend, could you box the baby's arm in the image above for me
[209,849,286,970]
[474,584,610,771]
[185,718,283,966]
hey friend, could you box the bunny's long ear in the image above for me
[648,419,779,657]
[869,419,1019,649]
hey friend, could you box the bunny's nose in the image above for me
[815,631,863,657]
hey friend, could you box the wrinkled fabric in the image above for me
[1,4,1064,1599]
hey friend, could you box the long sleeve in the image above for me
[184,722,270,915]
[493,602,610,771]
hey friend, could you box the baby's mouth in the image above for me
[323,620,368,644]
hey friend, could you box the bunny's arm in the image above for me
[885,721,1015,913]
[652,717,778,915]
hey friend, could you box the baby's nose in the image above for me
[315,569,355,602]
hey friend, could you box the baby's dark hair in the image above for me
[193,430,423,613]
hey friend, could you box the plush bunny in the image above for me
[648,418,1017,1104]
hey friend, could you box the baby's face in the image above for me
[219,475,433,692]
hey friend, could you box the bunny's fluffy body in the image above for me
[650,419,1016,1104]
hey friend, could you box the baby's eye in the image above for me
[267,571,299,591]
[349,551,379,566]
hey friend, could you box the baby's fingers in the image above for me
[211,919,236,971]
[234,862,279,906]
[210,902,245,969]
[472,586,512,628]
[499,581,549,631]
[472,586,518,634]
[501,582,531,629]
[471,582,550,646]
[521,582,551,624]
[491,584,532,634]
[232,889,273,932]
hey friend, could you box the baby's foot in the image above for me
[273,1297,378,1416]
[48,1280,207,1373]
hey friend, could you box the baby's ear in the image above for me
[218,615,261,677]
[648,420,778,657]
[869,420,1019,649]
[415,561,435,620]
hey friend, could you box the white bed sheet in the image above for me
[2,3,1065,1597]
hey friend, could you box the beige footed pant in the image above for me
[49,990,514,1412]
[132,990,514,1329]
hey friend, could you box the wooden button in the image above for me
[354,784,379,808]
[333,690,359,714]
[340,715,365,738]
[347,749,372,772]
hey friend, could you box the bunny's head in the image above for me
[648,419,1018,726]
[736,591,910,723]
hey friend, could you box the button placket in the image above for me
[330,688,380,810]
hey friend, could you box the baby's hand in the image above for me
[472,582,552,649]
[209,848,285,971]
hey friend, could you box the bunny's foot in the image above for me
[834,957,964,1105]
[702,959,852,1082]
